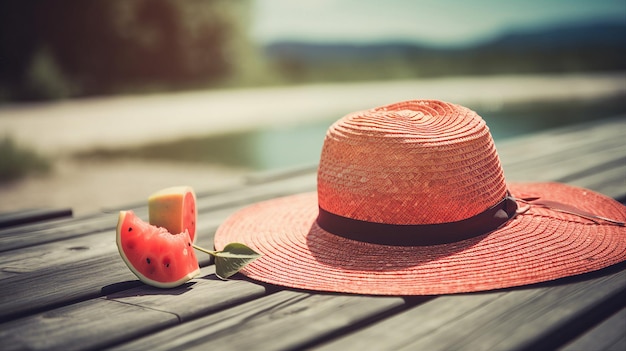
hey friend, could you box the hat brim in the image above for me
[214,182,626,295]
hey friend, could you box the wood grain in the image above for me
[0,172,315,319]
[314,267,626,351]
[0,116,624,351]
[109,290,408,351]
[0,171,316,253]
[561,306,626,351]
[0,266,268,351]
[0,208,73,229]
[0,296,176,351]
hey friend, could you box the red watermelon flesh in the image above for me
[116,210,200,288]
[148,186,197,243]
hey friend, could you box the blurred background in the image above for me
[0,0,625,215]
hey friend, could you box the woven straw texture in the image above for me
[318,100,506,224]
[215,183,626,295]
[214,100,626,295]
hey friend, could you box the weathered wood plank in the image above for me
[104,266,270,322]
[0,212,222,320]
[0,266,269,351]
[244,163,318,185]
[0,230,117,281]
[313,265,626,351]
[0,171,316,254]
[313,292,507,351]
[560,306,626,351]
[0,116,622,350]
[496,117,626,201]
[569,163,626,202]
[496,115,626,169]
[194,171,316,214]
[0,296,177,351]
[498,120,624,169]
[0,174,311,316]
[0,208,73,229]
[0,208,222,281]
[496,115,626,167]
[0,252,138,321]
[503,142,625,183]
[0,206,230,312]
[0,171,316,318]
[109,290,409,351]
[0,212,118,253]
[0,212,89,238]
[106,115,624,351]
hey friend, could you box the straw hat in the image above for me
[214,100,626,295]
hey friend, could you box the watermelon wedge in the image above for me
[116,210,200,288]
[148,186,197,242]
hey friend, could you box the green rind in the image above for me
[116,210,200,289]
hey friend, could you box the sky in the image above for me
[250,0,626,47]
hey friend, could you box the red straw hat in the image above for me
[214,100,626,295]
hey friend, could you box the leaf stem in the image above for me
[192,244,217,256]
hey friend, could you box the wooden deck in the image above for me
[0,116,625,351]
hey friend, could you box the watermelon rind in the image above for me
[148,185,197,243]
[116,210,200,288]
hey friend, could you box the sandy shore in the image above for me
[2,72,625,155]
[1,73,624,216]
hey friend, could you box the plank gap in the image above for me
[522,287,626,351]
[295,301,417,351]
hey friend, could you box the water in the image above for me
[204,97,626,170]
[84,97,625,171]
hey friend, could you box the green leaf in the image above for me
[214,243,261,280]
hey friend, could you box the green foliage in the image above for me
[1,2,623,101]
[0,136,51,182]
[0,0,263,101]
[25,48,76,100]
[213,243,261,280]
[192,243,261,280]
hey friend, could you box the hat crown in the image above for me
[317,100,507,225]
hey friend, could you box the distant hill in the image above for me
[263,20,626,82]
[481,21,626,50]
[264,42,436,63]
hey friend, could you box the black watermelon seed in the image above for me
[146,258,151,264]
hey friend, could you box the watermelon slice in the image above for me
[116,210,200,288]
[148,186,197,243]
